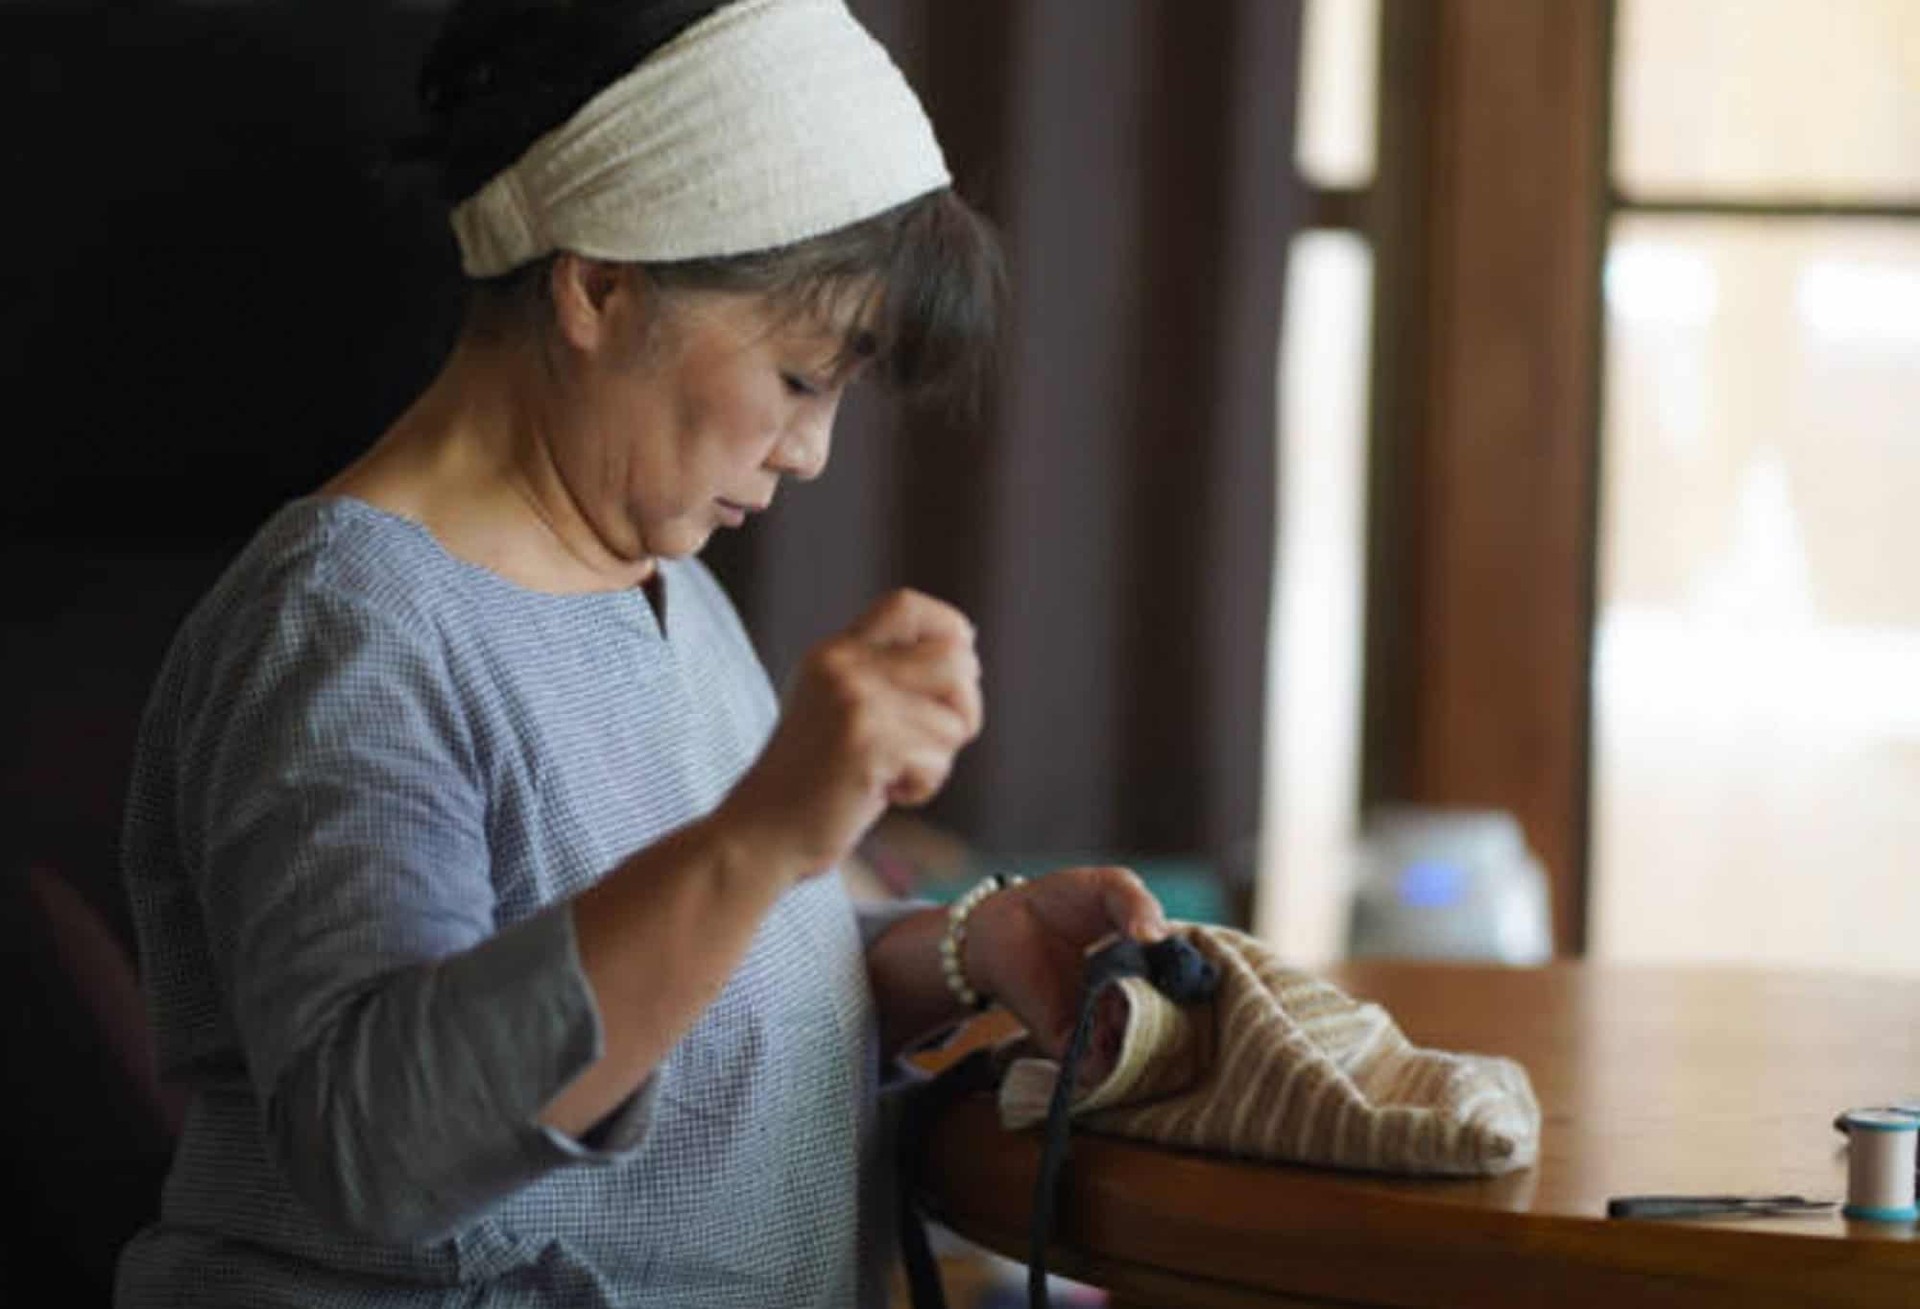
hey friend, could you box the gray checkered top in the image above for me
[117,497,910,1307]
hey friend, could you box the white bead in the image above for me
[939,873,1022,1011]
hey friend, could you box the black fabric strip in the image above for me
[898,1047,997,1309]
[897,936,1219,1309]
[1028,938,1219,1308]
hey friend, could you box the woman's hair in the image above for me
[414,0,1006,410]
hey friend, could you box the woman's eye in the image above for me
[782,372,821,398]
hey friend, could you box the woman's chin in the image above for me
[657,522,718,560]
[628,515,709,561]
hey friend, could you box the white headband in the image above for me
[449,0,951,278]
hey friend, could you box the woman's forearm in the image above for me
[540,810,805,1137]
[863,905,975,1058]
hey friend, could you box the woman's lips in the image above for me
[715,498,762,527]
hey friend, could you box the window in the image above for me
[1257,0,1379,964]
[1590,0,1920,972]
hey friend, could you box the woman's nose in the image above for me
[770,409,834,482]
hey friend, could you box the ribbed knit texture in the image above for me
[998,925,1540,1177]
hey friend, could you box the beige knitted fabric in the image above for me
[997,925,1540,1177]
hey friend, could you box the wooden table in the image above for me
[910,961,1920,1308]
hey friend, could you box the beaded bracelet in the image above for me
[939,873,1027,1011]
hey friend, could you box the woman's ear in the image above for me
[548,254,633,354]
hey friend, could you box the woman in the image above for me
[116,1,1167,1305]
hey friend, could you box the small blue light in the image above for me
[1398,859,1467,909]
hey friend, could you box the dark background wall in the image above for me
[3,4,463,1299]
[12,4,456,541]
[6,0,461,847]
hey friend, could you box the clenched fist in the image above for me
[719,589,983,877]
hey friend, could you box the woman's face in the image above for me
[553,272,865,565]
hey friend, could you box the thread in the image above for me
[1840,1108,1919,1222]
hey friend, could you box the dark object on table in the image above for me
[1606,1194,1836,1220]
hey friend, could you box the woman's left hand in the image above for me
[963,866,1170,1058]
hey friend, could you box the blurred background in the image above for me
[3,1,1916,1304]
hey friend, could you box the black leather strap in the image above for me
[896,935,1220,1309]
[898,1046,998,1309]
[1027,938,1219,1308]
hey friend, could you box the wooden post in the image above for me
[1364,0,1611,954]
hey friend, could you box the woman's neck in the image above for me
[322,332,658,595]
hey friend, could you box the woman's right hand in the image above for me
[720,589,983,879]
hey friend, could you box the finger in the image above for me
[1027,866,1170,946]
[879,714,960,806]
[883,746,953,807]
[885,683,975,755]
[1074,987,1132,1090]
[878,696,974,805]
[1099,867,1171,943]
[809,639,974,735]
[1023,935,1088,1059]
[849,588,976,652]
[870,643,983,738]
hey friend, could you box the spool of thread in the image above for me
[1839,1108,1919,1222]
[1831,1100,1920,1134]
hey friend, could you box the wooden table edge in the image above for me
[917,1093,1920,1309]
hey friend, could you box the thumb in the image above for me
[1097,870,1170,943]
[850,588,975,650]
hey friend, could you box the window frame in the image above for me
[1359,0,1611,956]
[1358,0,1920,958]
